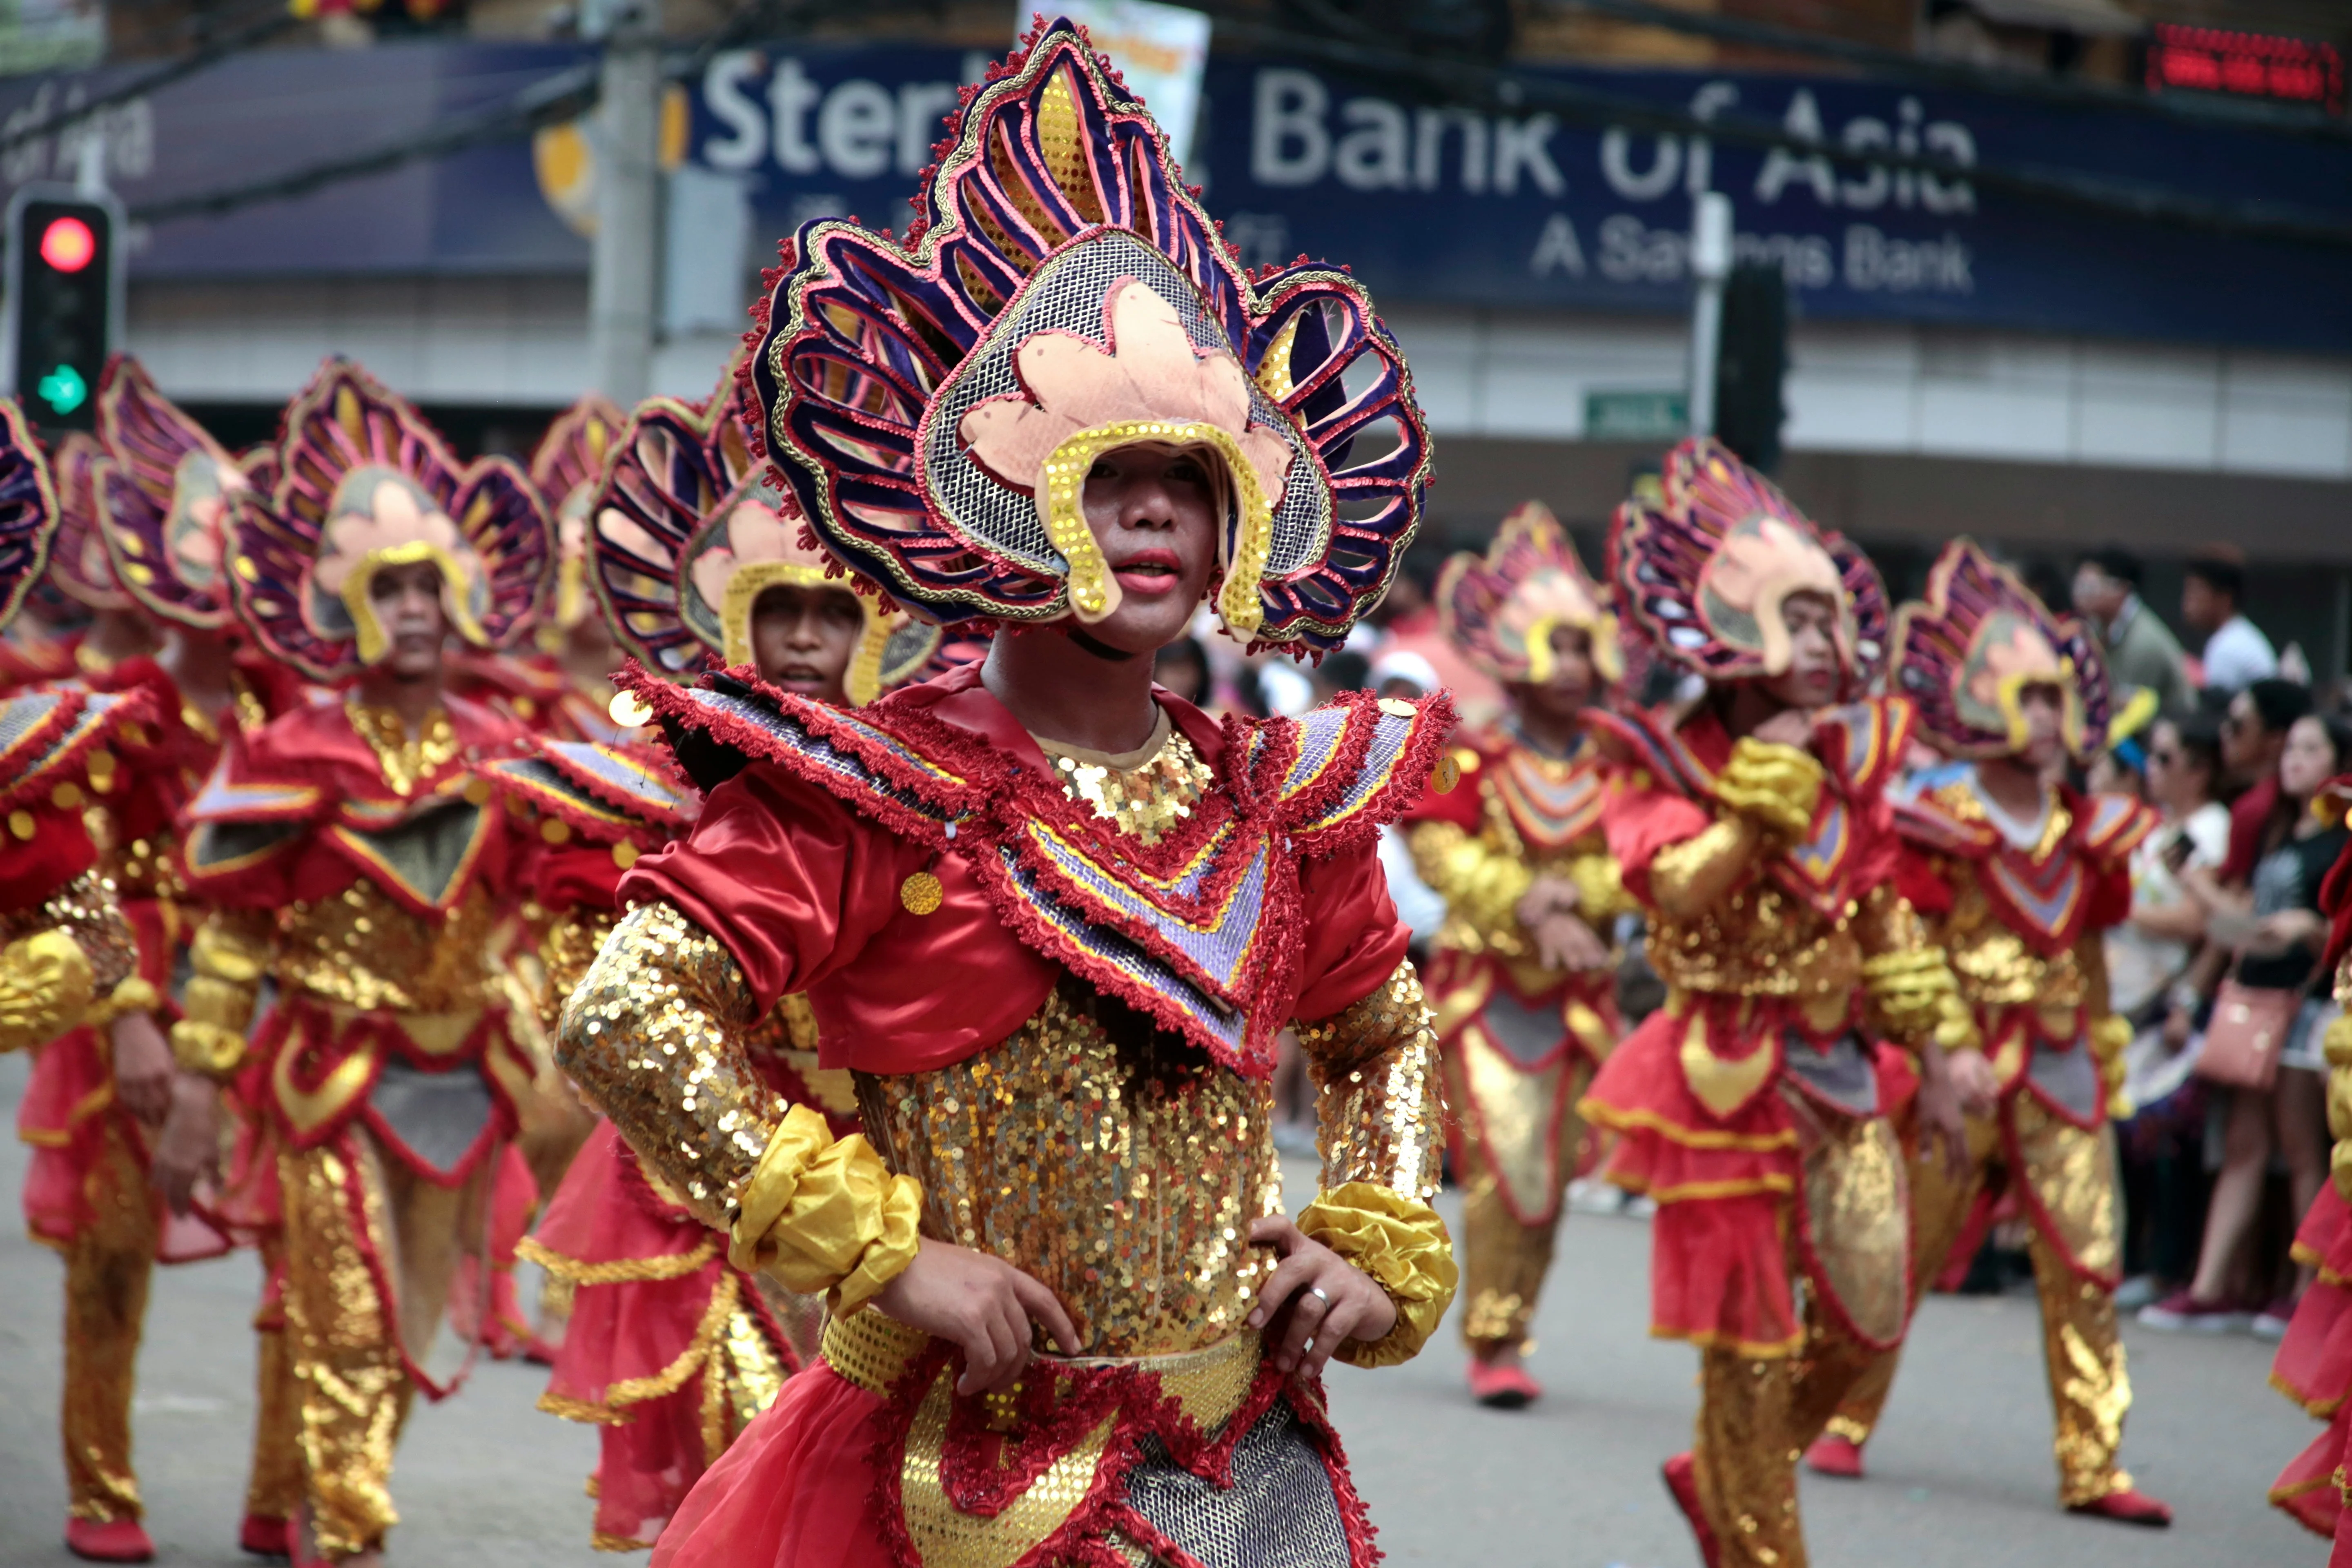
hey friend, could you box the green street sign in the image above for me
[1584,390,1686,441]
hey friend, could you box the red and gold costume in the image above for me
[2267,793,2352,1552]
[0,402,188,1562]
[1405,503,1629,1374]
[511,379,931,1548]
[172,360,552,1562]
[1579,439,1972,1568]
[557,24,1454,1567]
[1811,540,2163,1519]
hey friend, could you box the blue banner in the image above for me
[1,39,2345,354]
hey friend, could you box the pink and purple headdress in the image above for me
[742,17,1430,655]
[1892,538,2109,761]
[227,359,552,681]
[0,399,61,634]
[92,356,277,631]
[1439,501,1621,687]
[1608,437,1886,700]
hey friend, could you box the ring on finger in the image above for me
[1303,1336,1316,1354]
[1308,1285,1330,1305]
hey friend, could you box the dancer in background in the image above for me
[174,360,552,1566]
[1580,437,1976,1568]
[1804,539,2171,1526]
[514,370,935,1551]
[559,23,1455,1564]
[0,401,179,1565]
[1408,502,1630,1408]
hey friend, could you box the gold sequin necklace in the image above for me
[347,697,460,798]
[1037,715,1213,848]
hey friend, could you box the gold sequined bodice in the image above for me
[347,698,461,799]
[1936,867,2088,1015]
[276,882,506,1013]
[1648,888,1866,1032]
[855,982,1283,1358]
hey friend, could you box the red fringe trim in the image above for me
[0,684,156,811]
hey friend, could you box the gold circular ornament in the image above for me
[611,840,639,870]
[540,817,574,845]
[609,691,655,729]
[1377,696,1417,719]
[463,779,492,806]
[899,871,944,916]
[8,809,33,840]
[51,781,84,810]
[1430,753,1461,794]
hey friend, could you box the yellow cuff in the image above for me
[1716,737,1823,840]
[85,976,159,1029]
[189,916,271,985]
[2089,1013,2134,1120]
[171,1018,250,1081]
[727,1103,924,1316]
[1562,851,1629,927]
[1296,1180,1458,1370]
[0,929,96,1055]
[180,973,258,1036]
[1861,949,1977,1054]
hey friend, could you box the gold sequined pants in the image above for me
[1455,1055,1591,1352]
[245,1235,307,1528]
[281,1128,489,1559]
[1824,1098,2135,1506]
[60,1116,156,1523]
[1691,1248,1884,1568]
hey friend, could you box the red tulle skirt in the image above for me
[2274,1186,2352,1552]
[18,1025,229,1261]
[649,1363,890,1568]
[528,1121,794,1549]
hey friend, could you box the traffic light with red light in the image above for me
[6,189,120,433]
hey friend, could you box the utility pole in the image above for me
[1686,190,1732,440]
[586,0,659,404]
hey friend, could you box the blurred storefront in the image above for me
[0,29,2347,655]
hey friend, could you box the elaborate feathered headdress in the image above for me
[743,18,1430,655]
[93,356,274,630]
[0,400,60,634]
[1892,538,2109,761]
[1439,501,1620,686]
[227,359,553,681]
[1607,437,1886,698]
[591,369,936,707]
[44,433,130,612]
[530,394,626,638]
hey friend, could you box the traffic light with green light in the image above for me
[6,191,118,434]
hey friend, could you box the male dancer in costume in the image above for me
[512,372,934,1549]
[1408,502,1628,1408]
[0,401,180,1564]
[1801,540,2172,1524]
[1579,437,1976,1568]
[20,358,316,1563]
[558,24,1456,1565]
[172,360,552,1566]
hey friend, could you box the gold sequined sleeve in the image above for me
[557,900,922,1316]
[170,907,277,1080]
[1406,819,1531,940]
[1645,814,1766,920]
[1852,882,1977,1056]
[1561,848,1633,927]
[1293,960,1459,1368]
[0,871,147,1053]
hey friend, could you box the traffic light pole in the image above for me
[1686,190,1731,440]
[586,0,661,406]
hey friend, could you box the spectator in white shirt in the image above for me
[2183,554,2277,694]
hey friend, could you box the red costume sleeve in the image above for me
[1291,839,1411,1022]
[1894,843,1954,918]
[2087,862,2134,931]
[1603,782,1714,909]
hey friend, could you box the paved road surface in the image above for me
[0,1051,2318,1566]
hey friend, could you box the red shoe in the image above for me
[1661,1452,1721,1568]
[1804,1432,1866,1479]
[1467,1357,1542,1408]
[65,1517,155,1563]
[240,1513,292,1558]
[2067,1487,2174,1527]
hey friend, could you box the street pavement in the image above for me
[0,1047,2318,1567]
